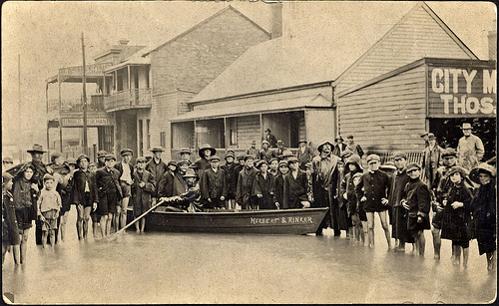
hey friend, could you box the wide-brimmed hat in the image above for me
[97,150,108,158]
[198,144,216,157]
[461,123,472,130]
[366,154,381,164]
[150,147,164,153]
[406,163,421,173]
[209,155,221,162]
[27,144,46,154]
[120,148,133,156]
[441,148,458,158]
[317,140,334,153]
[183,168,197,179]
[447,166,468,178]
[346,154,362,170]
[420,132,429,138]
[469,163,496,184]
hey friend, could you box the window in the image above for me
[138,119,144,156]
[229,118,238,145]
[146,119,151,150]
[160,132,166,148]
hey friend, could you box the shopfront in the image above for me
[337,57,496,159]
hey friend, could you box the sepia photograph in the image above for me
[1,0,497,304]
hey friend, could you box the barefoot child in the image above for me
[37,174,62,248]
[132,157,156,233]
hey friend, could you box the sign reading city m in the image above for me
[427,61,496,118]
[61,117,113,127]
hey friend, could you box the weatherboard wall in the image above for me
[337,63,427,152]
[335,4,474,95]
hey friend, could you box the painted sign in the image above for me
[249,216,314,225]
[427,63,496,118]
[61,117,113,127]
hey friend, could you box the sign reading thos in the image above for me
[428,63,496,118]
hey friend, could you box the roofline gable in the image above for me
[142,5,271,56]
[333,1,478,86]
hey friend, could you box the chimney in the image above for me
[271,2,283,39]
[119,39,130,46]
[488,19,497,61]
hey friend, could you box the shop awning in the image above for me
[171,94,332,122]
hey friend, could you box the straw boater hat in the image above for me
[469,163,496,184]
[27,144,46,154]
[317,140,334,153]
[120,148,133,156]
[150,147,164,153]
[461,123,472,130]
[198,144,216,157]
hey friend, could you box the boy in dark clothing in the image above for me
[283,157,310,209]
[273,160,289,209]
[236,155,257,210]
[95,155,122,237]
[158,161,177,198]
[252,160,275,210]
[200,155,226,209]
[222,152,238,209]
[2,172,20,265]
[132,157,156,233]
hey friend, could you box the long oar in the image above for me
[106,196,181,241]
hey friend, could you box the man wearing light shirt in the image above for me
[115,148,134,231]
[457,123,485,170]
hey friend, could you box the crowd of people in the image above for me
[1,124,496,273]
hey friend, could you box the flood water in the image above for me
[2,209,496,304]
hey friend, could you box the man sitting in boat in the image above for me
[159,168,203,212]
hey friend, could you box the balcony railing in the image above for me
[103,88,152,112]
[47,95,106,118]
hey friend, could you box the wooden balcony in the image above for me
[103,88,152,112]
[47,95,111,127]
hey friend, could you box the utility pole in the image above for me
[18,54,22,162]
[82,32,88,155]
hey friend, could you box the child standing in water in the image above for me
[2,172,20,265]
[37,174,62,248]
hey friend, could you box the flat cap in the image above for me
[441,148,458,158]
[393,152,407,160]
[150,147,164,153]
[104,154,116,161]
[120,148,133,156]
[97,150,108,158]
[255,160,268,168]
[209,155,221,162]
[168,160,178,167]
[406,163,421,172]
[366,154,380,164]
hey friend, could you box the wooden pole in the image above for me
[82,32,88,155]
[58,71,63,152]
[18,54,23,161]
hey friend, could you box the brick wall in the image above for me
[149,7,271,159]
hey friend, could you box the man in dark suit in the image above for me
[158,161,177,198]
[96,154,122,237]
[114,148,134,231]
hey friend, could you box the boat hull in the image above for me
[127,207,329,235]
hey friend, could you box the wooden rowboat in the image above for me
[127,207,329,235]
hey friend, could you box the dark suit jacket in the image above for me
[95,167,123,200]
[158,171,175,198]
[71,169,98,204]
[283,171,308,209]
[200,168,227,201]
[132,169,156,206]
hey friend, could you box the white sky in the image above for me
[1,1,496,149]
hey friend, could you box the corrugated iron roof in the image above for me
[171,94,331,122]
